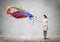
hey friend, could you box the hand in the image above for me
[34,16,37,20]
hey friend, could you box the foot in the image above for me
[44,38,47,39]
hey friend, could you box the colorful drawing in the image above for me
[6,6,34,23]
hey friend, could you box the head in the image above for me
[43,15,47,19]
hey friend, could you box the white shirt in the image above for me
[42,19,48,31]
[37,18,48,31]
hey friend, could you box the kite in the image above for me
[6,6,34,23]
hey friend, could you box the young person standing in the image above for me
[35,15,48,39]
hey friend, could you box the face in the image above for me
[43,16,46,19]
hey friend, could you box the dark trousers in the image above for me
[43,31,47,39]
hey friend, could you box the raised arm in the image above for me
[34,16,43,22]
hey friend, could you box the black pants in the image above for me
[43,31,47,38]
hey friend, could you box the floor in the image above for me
[0,37,60,42]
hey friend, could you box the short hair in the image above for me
[43,15,47,18]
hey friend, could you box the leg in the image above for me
[44,31,47,39]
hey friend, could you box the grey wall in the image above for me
[0,0,60,37]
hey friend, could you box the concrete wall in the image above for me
[0,0,60,37]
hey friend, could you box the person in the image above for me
[35,15,48,39]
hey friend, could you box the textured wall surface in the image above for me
[0,0,60,38]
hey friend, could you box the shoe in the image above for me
[44,38,46,39]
